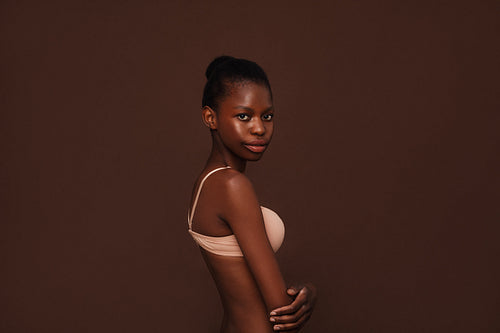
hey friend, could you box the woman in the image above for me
[188,56,317,332]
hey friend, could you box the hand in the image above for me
[269,283,317,331]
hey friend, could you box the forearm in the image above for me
[255,268,293,311]
[269,283,317,332]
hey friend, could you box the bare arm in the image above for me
[221,171,293,313]
[270,283,317,331]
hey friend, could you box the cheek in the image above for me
[220,121,246,140]
[228,121,247,136]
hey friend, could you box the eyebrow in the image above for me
[234,106,274,112]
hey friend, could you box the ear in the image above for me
[202,106,217,130]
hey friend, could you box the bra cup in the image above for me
[261,206,285,252]
[188,167,286,256]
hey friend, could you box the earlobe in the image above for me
[202,106,217,130]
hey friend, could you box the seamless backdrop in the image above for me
[1,1,499,332]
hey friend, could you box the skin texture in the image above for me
[190,82,316,332]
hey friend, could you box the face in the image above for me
[214,82,274,162]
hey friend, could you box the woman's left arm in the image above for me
[269,283,317,331]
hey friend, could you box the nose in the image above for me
[250,118,265,136]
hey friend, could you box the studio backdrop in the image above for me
[1,1,498,332]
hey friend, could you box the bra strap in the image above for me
[188,166,231,229]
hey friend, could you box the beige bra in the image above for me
[188,167,285,257]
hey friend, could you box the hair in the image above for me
[202,56,272,110]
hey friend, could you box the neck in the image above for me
[206,132,246,173]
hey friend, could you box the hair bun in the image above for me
[205,55,235,79]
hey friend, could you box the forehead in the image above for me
[222,82,272,108]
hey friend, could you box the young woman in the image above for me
[188,56,317,332]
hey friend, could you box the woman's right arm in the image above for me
[220,171,295,318]
[270,283,317,331]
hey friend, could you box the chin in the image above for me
[246,155,264,162]
[245,149,267,161]
[231,146,267,162]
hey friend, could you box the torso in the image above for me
[189,168,277,332]
[201,251,274,333]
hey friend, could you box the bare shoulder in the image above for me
[208,168,255,196]
[206,169,260,217]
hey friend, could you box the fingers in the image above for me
[270,287,309,316]
[286,287,299,296]
[270,299,300,316]
[270,305,307,324]
[269,284,317,331]
[271,310,311,331]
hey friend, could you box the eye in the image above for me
[236,114,250,121]
[262,113,274,121]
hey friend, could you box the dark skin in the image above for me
[190,82,316,332]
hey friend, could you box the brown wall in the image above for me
[1,1,498,332]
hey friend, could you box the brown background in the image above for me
[1,0,499,332]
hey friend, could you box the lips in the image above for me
[244,140,268,153]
